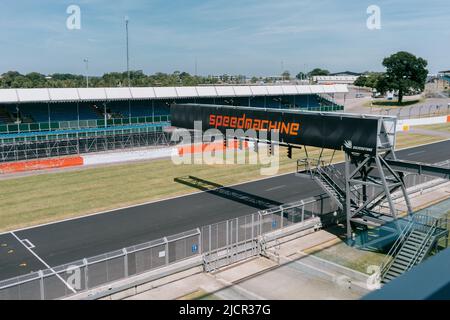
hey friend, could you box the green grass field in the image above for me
[0,132,446,232]
[363,98,425,109]
[306,241,386,274]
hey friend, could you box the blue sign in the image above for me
[272,220,277,228]
[192,244,199,253]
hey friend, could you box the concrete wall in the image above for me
[397,115,450,132]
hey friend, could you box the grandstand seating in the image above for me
[17,103,48,123]
[0,94,341,128]
[248,95,322,109]
[78,103,101,120]
[14,103,101,123]
[108,100,170,118]
[0,107,12,124]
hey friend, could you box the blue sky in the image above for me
[0,0,448,76]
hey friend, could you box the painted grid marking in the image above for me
[10,232,76,294]
[21,239,35,249]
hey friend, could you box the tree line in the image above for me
[0,70,223,89]
[0,68,335,89]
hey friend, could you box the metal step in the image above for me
[400,248,420,256]
[403,244,421,250]
[410,235,431,243]
[394,257,412,266]
[407,238,426,245]
[411,231,427,238]
[389,264,409,273]
[385,270,402,278]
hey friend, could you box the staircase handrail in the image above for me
[315,165,345,199]
[381,216,416,276]
[297,158,326,177]
[406,218,439,271]
[324,164,346,189]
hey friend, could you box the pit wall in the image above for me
[396,115,450,132]
[0,156,83,174]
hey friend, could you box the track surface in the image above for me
[1,140,449,282]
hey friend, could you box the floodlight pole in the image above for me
[84,58,89,88]
[125,16,130,87]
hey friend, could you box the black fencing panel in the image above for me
[171,104,379,154]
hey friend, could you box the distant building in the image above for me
[312,71,362,84]
[329,71,362,77]
[313,75,359,85]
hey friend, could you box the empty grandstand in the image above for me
[0,85,347,162]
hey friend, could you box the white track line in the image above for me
[10,232,76,294]
[1,138,449,236]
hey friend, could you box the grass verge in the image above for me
[415,123,450,133]
[304,240,386,274]
[363,99,424,109]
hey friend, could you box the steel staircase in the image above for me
[381,215,447,284]
[307,162,383,227]
[313,166,345,210]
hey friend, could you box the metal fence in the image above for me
[371,103,450,120]
[0,197,332,300]
[0,130,172,163]
[0,115,171,134]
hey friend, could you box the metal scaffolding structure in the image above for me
[0,128,171,162]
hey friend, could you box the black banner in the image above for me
[171,104,379,154]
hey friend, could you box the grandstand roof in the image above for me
[0,85,349,104]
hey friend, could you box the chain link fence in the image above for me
[371,103,450,120]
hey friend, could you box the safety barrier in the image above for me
[0,156,83,174]
[396,115,450,132]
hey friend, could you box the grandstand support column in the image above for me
[76,133,80,154]
[77,101,80,129]
[15,103,19,124]
[152,100,155,121]
[104,103,107,128]
[47,103,51,129]
[128,99,132,121]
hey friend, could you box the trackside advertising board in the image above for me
[171,104,380,154]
